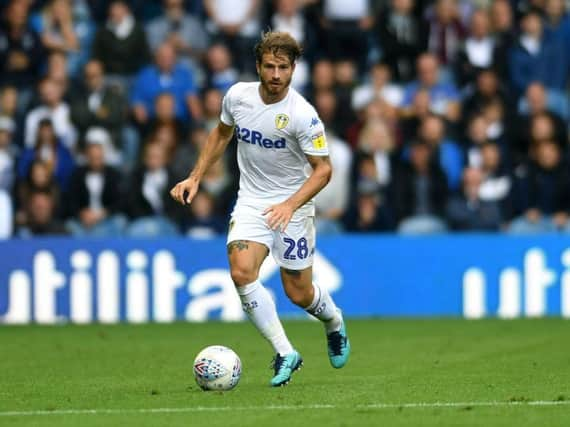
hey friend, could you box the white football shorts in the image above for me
[227,204,316,270]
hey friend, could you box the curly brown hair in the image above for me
[254,31,303,65]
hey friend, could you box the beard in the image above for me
[260,73,292,96]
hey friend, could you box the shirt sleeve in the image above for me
[296,104,329,156]
[220,84,235,126]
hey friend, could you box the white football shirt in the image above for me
[220,82,328,218]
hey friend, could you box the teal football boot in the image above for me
[270,351,303,387]
[327,320,350,368]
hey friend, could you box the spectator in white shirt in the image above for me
[455,9,495,86]
[24,78,77,150]
[351,63,403,117]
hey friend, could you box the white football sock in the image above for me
[305,283,342,333]
[236,279,294,356]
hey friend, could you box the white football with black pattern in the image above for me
[193,345,242,391]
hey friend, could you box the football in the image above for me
[193,345,242,391]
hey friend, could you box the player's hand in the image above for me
[263,201,294,232]
[170,176,199,205]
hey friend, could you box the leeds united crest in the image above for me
[275,114,289,130]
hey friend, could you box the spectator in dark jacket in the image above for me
[65,138,125,236]
[509,139,570,233]
[544,0,570,50]
[426,0,466,66]
[125,141,185,237]
[318,0,375,73]
[490,0,516,81]
[91,0,151,80]
[446,167,503,231]
[15,159,62,230]
[514,82,568,160]
[522,113,565,159]
[376,0,427,82]
[17,189,68,238]
[508,10,569,96]
[461,69,513,130]
[395,140,448,234]
[342,180,395,232]
[70,60,128,150]
[0,1,46,93]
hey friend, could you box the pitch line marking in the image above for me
[0,400,569,417]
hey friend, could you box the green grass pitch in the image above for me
[1,319,569,426]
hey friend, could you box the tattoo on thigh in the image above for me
[227,240,249,255]
[283,268,301,277]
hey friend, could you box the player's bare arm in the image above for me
[170,121,234,205]
[263,154,332,231]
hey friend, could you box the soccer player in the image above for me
[170,31,350,386]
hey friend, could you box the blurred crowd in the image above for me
[1,0,570,238]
